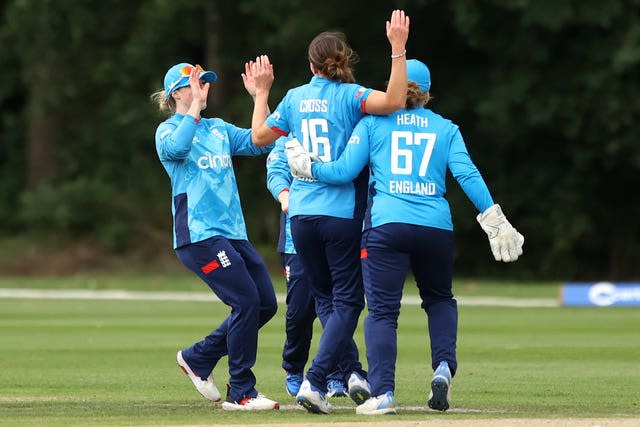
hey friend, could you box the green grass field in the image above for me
[1,275,639,426]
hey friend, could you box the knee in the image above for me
[286,305,308,322]
[260,299,278,324]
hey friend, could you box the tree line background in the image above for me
[0,0,638,280]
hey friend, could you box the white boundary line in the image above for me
[0,288,558,307]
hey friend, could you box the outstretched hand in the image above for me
[245,55,274,97]
[386,9,409,52]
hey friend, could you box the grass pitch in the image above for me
[0,276,639,426]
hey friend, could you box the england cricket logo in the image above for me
[217,251,231,268]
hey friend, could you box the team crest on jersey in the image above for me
[210,128,225,140]
[217,251,231,268]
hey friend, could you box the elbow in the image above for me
[389,97,406,112]
[163,147,190,160]
[251,131,269,147]
[251,132,264,146]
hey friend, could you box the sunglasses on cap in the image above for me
[166,64,206,94]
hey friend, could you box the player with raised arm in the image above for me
[250,10,410,414]
[286,59,524,415]
[151,61,279,411]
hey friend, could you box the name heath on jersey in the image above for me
[397,113,428,127]
[389,180,436,196]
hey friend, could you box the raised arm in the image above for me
[248,55,281,146]
[363,9,410,115]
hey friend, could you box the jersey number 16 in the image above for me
[300,118,331,162]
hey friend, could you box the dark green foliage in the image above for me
[0,0,638,278]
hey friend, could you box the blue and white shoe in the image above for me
[326,379,348,397]
[285,372,303,397]
[428,361,452,411]
[347,372,372,405]
[356,391,397,415]
[296,379,332,414]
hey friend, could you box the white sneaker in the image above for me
[347,372,372,405]
[176,350,221,402]
[296,379,332,414]
[356,391,397,415]
[221,393,280,411]
[428,361,452,411]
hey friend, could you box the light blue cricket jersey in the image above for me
[312,107,494,231]
[266,137,296,254]
[155,113,272,248]
[265,76,373,219]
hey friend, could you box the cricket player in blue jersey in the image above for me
[287,59,525,415]
[152,62,279,411]
[266,138,349,399]
[249,10,411,414]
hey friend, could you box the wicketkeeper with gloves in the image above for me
[285,59,524,415]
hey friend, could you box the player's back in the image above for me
[364,106,459,231]
[275,76,371,219]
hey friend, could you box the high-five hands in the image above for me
[476,204,524,262]
[246,55,274,97]
[386,9,410,52]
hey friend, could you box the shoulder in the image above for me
[425,109,459,131]
[155,117,177,137]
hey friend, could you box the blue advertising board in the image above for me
[562,282,640,307]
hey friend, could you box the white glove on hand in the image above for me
[476,204,524,262]
[285,138,314,179]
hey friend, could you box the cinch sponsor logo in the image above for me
[588,282,640,306]
[197,152,232,170]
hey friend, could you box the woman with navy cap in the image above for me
[151,61,279,411]
[287,59,524,415]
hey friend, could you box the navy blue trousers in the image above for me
[361,223,458,396]
[281,252,315,374]
[176,236,277,402]
[291,215,366,390]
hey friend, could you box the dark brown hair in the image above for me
[308,32,358,83]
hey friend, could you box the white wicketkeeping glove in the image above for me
[285,138,314,179]
[476,204,524,262]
